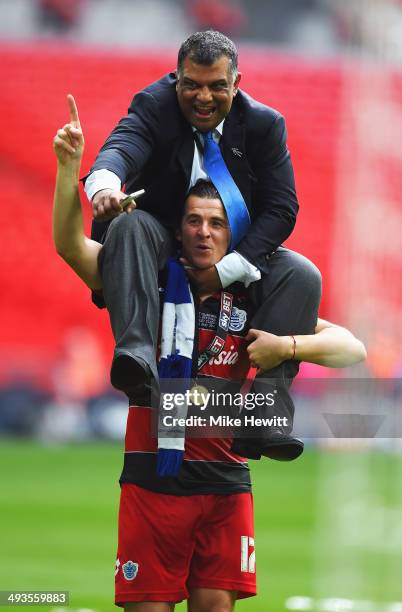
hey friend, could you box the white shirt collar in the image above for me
[215,119,225,135]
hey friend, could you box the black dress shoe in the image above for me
[128,383,152,407]
[110,353,151,398]
[230,376,303,461]
[230,438,263,460]
[260,431,304,461]
[231,432,304,461]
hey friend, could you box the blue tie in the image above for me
[203,131,250,250]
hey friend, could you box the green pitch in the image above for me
[1,442,401,611]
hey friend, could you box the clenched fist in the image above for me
[246,329,294,371]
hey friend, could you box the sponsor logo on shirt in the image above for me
[208,345,239,366]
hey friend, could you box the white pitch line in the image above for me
[51,608,98,612]
[286,596,402,611]
[286,596,314,610]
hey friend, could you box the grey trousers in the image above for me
[98,211,322,387]
[98,210,174,382]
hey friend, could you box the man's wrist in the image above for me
[57,163,80,182]
[84,169,122,202]
[92,187,113,201]
[282,335,296,361]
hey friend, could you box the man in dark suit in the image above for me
[84,30,321,459]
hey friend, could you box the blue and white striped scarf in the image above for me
[157,257,195,476]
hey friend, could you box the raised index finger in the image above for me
[67,94,80,127]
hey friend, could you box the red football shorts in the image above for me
[115,483,256,606]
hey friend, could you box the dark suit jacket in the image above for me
[89,72,298,276]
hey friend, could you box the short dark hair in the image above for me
[177,30,238,79]
[186,179,221,202]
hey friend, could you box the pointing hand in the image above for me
[53,94,84,166]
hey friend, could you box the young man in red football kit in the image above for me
[53,96,366,611]
[116,179,259,608]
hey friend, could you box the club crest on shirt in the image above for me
[122,560,139,581]
[229,307,247,332]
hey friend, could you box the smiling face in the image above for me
[177,194,230,269]
[176,55,241,132]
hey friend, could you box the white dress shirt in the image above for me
[84,120,261,288]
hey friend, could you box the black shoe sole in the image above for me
[260,438,304,461]
[231,436,304,462]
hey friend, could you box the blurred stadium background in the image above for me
[1,0,401,610]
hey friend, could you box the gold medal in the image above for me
[189,384,209,406]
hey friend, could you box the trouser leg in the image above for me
[98,211,174,392]
[232,248,322,460]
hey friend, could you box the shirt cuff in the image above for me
[84,169,122,202]
[216,251,261,288]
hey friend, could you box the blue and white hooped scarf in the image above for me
[157,257,194,477]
